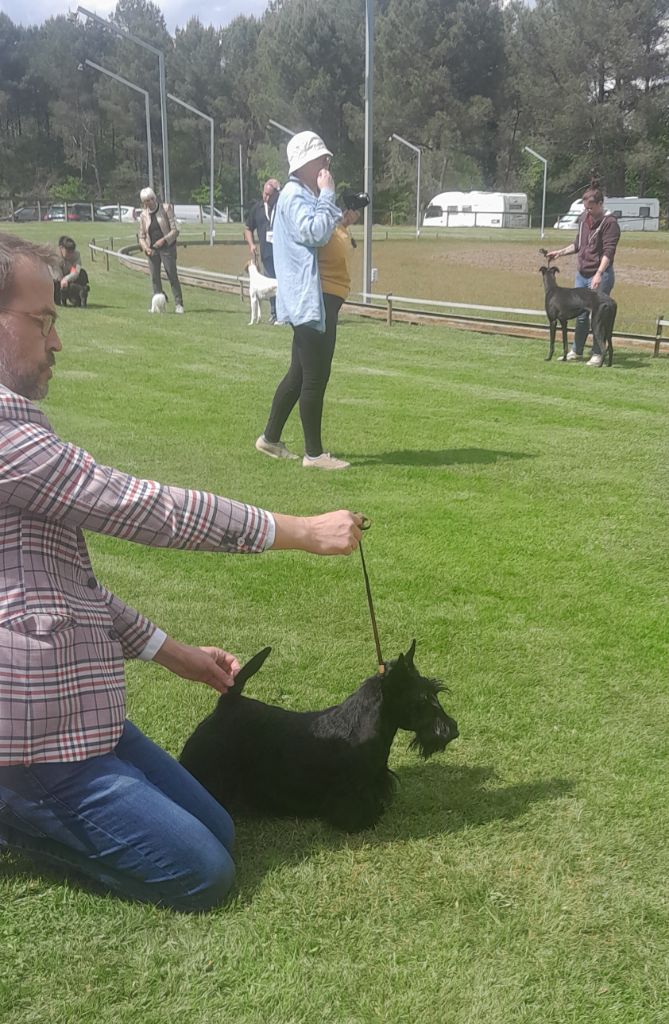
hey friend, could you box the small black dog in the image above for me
[180,641,459,832]
[54,268,90,308]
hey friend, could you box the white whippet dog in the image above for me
[245,260,278,325]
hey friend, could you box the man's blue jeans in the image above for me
[573,267,615,355]
[0,721,235,912]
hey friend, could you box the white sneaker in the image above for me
[302,452,350,470]
[586,354,604,367]
[255,435,299,460]
[565,350,583,362]
[175,304,184,314]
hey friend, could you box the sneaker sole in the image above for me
[255,441,299,460]
[302,460,350,470]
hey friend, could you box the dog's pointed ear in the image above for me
[226,646,272,697]
[381,651,409,687]
[405,639,416,666]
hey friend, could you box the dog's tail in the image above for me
[225,646,272,697]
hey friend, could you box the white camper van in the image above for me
[555,196,659,231]
[422,191,529,229]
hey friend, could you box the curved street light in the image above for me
[524,145,548,238]
[168,93,215,246]
[267,119,295,137]
[80,59,153,189]
[74,6,171,202]
[390,133,422,238]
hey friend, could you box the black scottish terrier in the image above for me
[179,641,459,832]
[54,268,90,308]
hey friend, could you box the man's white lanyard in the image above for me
[265,202,276,243]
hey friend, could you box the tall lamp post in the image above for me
[80,59,153,188]
[524,145,548,238]
[390,133,422,238]
[168,93,214,246]
[239,144,244,222]
[362,0,374,301]
[74,5,171,202]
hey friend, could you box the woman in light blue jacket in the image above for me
[255,131,349,471]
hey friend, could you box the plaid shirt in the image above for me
[0,385,274,766]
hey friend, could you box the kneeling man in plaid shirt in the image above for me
[0,233,364,911]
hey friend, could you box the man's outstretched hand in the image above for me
[153,637,241,694]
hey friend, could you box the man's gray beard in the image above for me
[0,353,47,401]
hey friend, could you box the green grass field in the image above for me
[1,229,668,1024]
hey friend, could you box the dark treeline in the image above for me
[1,0,668,217]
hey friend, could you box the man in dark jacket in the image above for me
[244,178,281,323]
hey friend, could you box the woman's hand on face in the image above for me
[317,168,335,193]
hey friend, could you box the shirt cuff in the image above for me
[138,628,167,661]
[263,511,276,549]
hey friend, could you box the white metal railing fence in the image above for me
[354,291,546,324]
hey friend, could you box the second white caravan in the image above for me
[555,196,659,231]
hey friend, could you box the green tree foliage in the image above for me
[0,0,667,220]
[252,0,366,184]
[506,0,669,209]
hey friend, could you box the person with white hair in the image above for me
[255,131,349,470]
[137,187,184,314]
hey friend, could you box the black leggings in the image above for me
[264,293,343,457]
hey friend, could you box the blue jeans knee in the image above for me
[0,721,237,913]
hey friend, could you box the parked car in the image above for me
[201,204,230,223]
[98,204,140,223]
[43,205,68,221]
[0,206,40,222]
[43,203,114,222]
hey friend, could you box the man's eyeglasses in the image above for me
[0,307,58,338]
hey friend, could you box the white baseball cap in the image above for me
[287,131,333,175]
